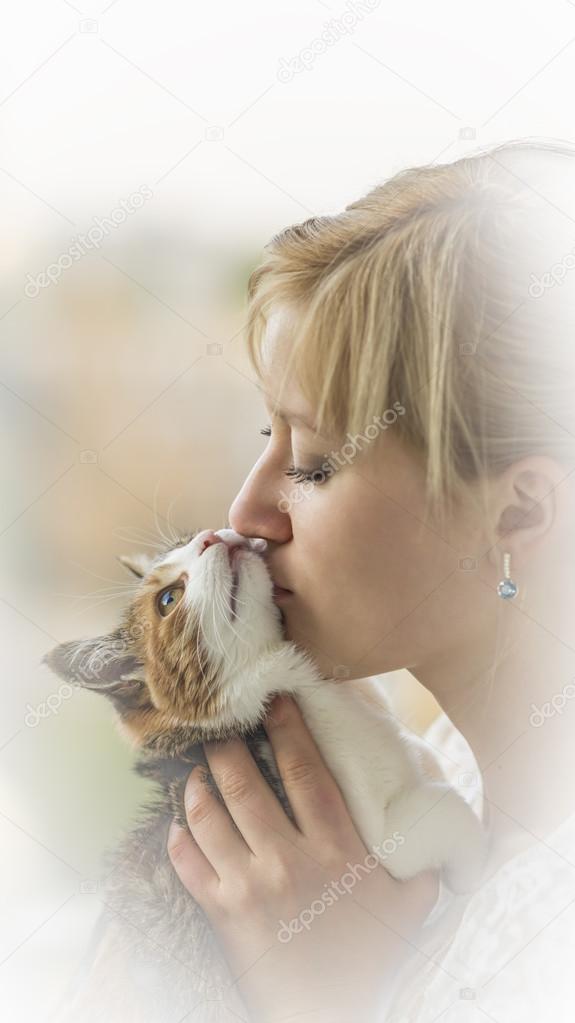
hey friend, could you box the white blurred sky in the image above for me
[2,0,575,268]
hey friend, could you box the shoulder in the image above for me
[384,806,575,1022]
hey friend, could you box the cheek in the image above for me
[291,476,444,619]
[145,612,222,718]
[289,477,391,597]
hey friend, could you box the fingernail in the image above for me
[186,764,209,790]
[168,818,187,840]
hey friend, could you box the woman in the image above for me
[167,138,575,1021]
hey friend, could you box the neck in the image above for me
[413,610,575,848]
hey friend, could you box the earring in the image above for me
[497,551,518,600]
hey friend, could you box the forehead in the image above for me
[261,304,297,362]
[141,552,190,594]
[260,306,345,448]
[260,305,314,420]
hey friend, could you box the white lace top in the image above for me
[382,712,575,1022]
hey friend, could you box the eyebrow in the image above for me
[262,394,317,432]
[276,408,317,431]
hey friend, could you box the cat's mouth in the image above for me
[206,529,280,632]
[226,543,247,619]
[230,569,239,618]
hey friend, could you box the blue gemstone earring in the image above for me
[497,551,518,600]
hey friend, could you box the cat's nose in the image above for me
[198,530,225,555]
[197,530,246,568]
[198,528,267,561]
[213,528,267,554]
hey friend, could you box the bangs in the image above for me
[243,139,575,532]
[244,204,478,525]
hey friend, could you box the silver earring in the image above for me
[497,551,518,600]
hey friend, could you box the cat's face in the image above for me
[42,529,285,749]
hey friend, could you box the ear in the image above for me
[116,552,155,579]
[41,630,145,697]
[488,456,567,567]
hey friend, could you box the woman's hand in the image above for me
[167,694,439,1023]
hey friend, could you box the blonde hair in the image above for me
[245,137,575,534]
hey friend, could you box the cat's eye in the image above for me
[157,585,185,617]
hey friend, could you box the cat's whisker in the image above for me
[214,584,250,650]
[151,478,178,551]
[209,588,227,663]
[63,583,139,609]
[49,584,135,600]
[69,561,142,588]
[165,495,182,545]
[200,585,237,695]
[180,602,211,693]
[112,525,166,551]
[212,596,232,660]
[69,586,137,602]
[222,584,254,642]
[116,536,165,551]
[69,593,135,617]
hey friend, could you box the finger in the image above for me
[166,819,219,902]
[183,764,251,876]
[383,869,441,941]
[203,737,298,857]
[263,694,353,841]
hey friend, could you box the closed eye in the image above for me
[259,424,333,486]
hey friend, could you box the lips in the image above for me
[268,569,292,594]
[265,562,292,597]
[213,537,293,615]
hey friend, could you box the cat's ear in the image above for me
[116,551,155,579]
[41,631,145,696]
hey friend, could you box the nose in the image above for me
[228,463,293,547]
[197,529,266,567]
[198,530,225,555]
[197,530,238,570]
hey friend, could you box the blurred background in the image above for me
[1,0,574,1018]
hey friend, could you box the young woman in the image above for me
[167,138,575,1021]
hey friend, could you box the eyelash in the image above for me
[259,424,330,486]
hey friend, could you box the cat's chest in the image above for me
[286,682,423,851]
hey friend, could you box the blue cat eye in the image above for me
[157,585,184,617]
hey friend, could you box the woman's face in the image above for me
[228,307,489,682]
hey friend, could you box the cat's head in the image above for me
[42,529,285,752]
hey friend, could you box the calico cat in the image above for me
[43,527,488,1023]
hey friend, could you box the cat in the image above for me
[43,527,488,1023]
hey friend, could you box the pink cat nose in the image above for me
[198,530,243,569]
[198,528,262,565]
[198,530,225,555]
